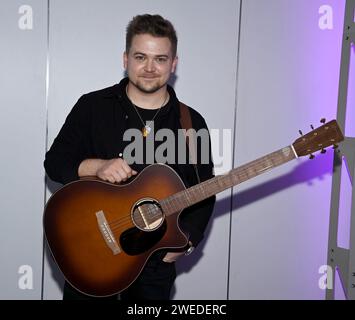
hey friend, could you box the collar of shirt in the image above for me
[100,77,181,119]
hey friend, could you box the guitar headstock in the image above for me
[292,119,344,158]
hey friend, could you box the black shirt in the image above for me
[44,78,215,247]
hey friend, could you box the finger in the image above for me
[111,171,123,183]
[107,175,116,184]
[97,170,112,182]
[116,168,128,182]
[162,252,183,263]
[123,162,138,178]
[162,257,175,263]
[121,160,136,176]
[120,164,132,179]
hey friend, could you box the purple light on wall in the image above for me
[336,17,355,299]
[345,44,355,137]
[315,0,355,300]
[269,0,352,299]
[305,1,345,121]
[338,38,355,255]
[292,0,347,299]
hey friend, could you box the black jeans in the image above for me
[63,255,176,300]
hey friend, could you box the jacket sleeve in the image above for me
[44,95,91,185]
[179,113,216,248]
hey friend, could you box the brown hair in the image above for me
[126,14,178,57]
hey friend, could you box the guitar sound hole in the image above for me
[131,198,164,231]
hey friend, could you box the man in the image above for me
[44,14,215,300]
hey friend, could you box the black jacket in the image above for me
[44,78,215,247]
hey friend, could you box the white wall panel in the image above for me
[0,0,47,299]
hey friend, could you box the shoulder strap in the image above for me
[179,102,201,184]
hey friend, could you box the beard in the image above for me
[132,76,167,94]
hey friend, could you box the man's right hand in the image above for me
[96,158,138,183]
[78,158,138,184]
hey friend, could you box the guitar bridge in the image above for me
[96,210,121,255]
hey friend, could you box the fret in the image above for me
[183,189,192,206]
[167,196,176,212]
[231,171,241,185]
[219,176,229,189]
[172,194,183,211]
[194,184,206,200]
[161,146,295,217]
[190,187,198,203]
[160,199,171,214]
[246,166,255,179]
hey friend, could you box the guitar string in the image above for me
[105,150,290,234]
[107,177,218,231]
[107,179,213,231]
[111,175,284,236]
[109,206,165,231]
[109,205,178,233]
[109,204,175,234]
[108,172,271,234]
[108,174,226,232]
[108,162,254,233]
[108,205,163,230]
[106,150,288,231]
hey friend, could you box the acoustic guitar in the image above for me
[43,119,344,297]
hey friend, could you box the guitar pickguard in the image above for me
[120,221,167,255]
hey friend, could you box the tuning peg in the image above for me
[320,149,326,154]
[309,154,315,160]
[299,130,303,136]
[333,144,338,149]
[310,125,314,130]
[320,118,326,124]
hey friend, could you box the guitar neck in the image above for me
[161,146,297,216]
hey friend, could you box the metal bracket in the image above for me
[326,0,355,300]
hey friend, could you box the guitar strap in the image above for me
[179,102,201,184]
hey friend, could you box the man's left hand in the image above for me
[162,251,186,263]
[162,242,193,263]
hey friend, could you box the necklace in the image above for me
[126,86,169,137]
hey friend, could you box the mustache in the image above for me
[140,74,159,78]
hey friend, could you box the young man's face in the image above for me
[124,34,178,94]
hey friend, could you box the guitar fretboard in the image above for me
[160,146,296,215]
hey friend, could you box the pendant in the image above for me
[142,125,151,137]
